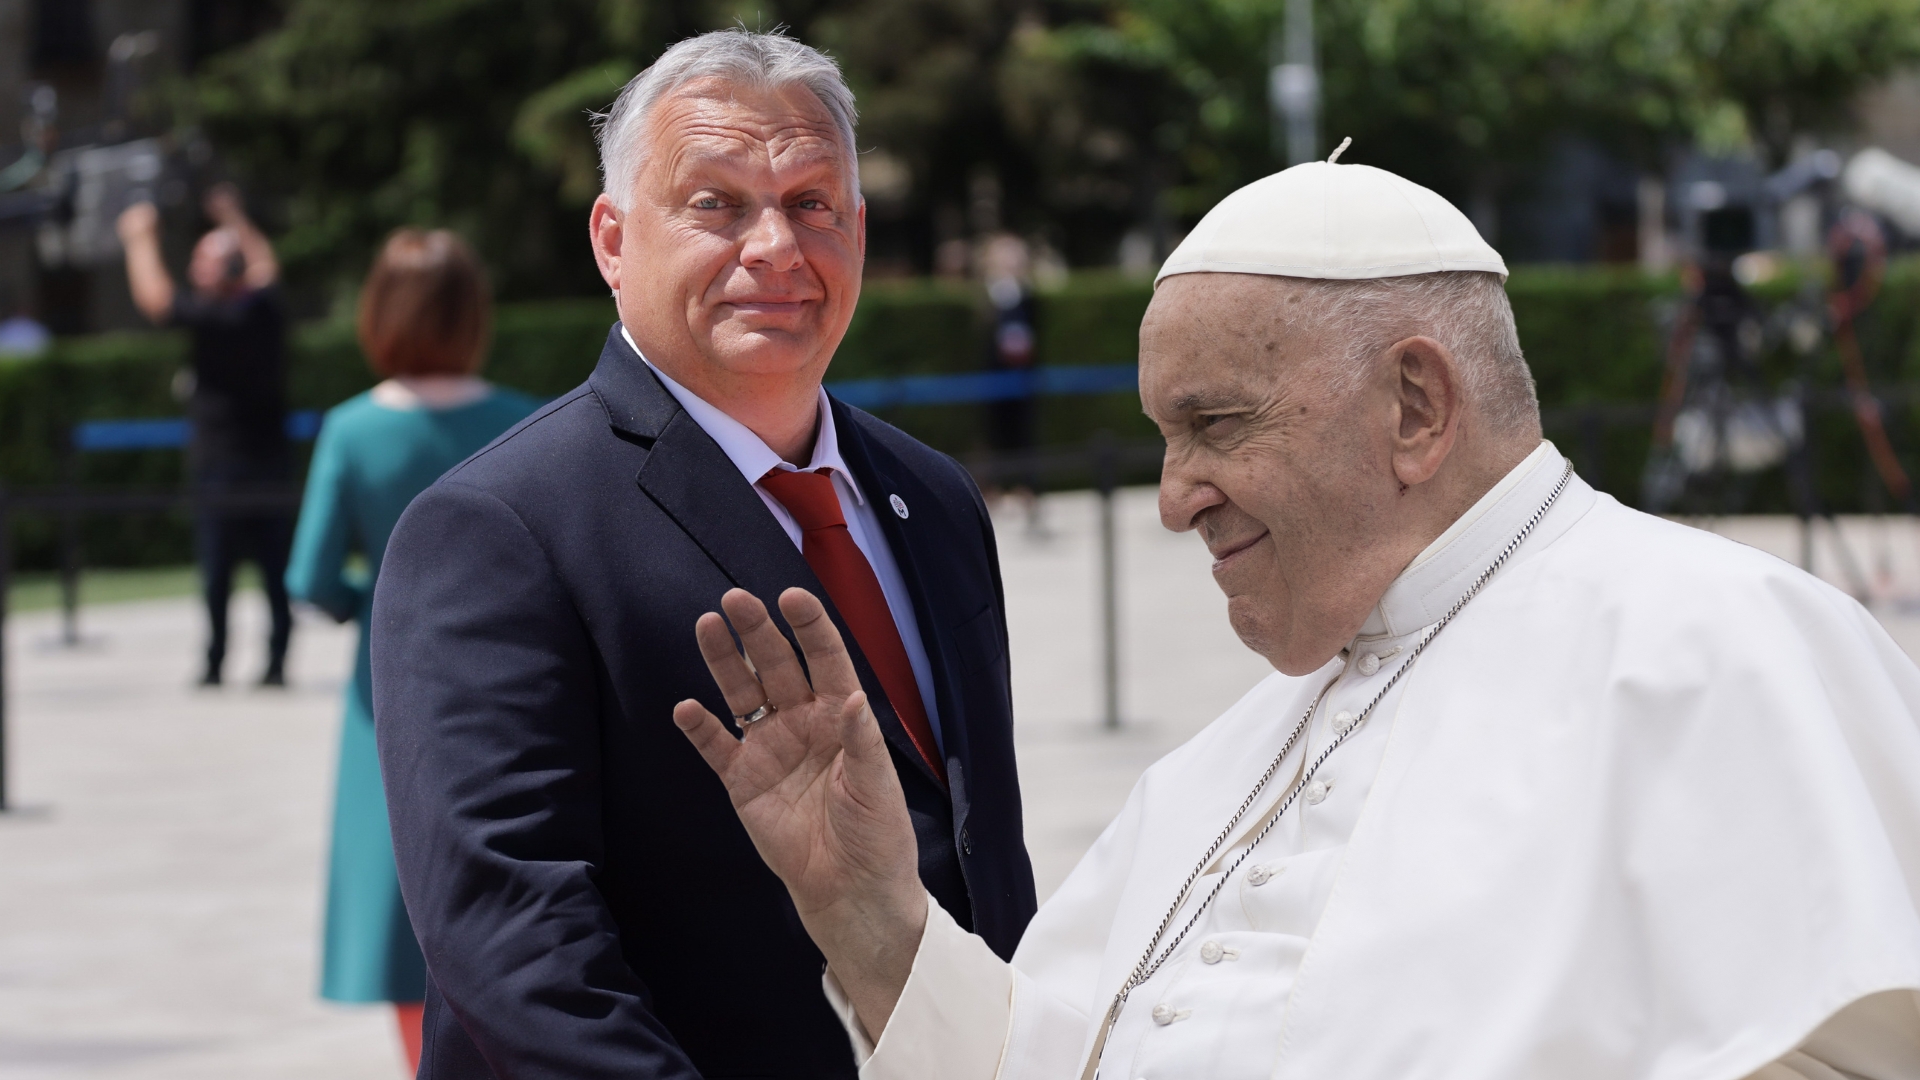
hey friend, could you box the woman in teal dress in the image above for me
[286,228,538,1069]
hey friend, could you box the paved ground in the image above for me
[4,491,1920,1077]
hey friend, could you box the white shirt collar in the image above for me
[620,325,864,503]
[1361,439,1561,638]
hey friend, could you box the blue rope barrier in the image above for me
[825,364,1138,409]
[73,410,322,451]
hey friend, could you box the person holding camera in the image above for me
[117,185,294,687]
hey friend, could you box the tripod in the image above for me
[1641,211,1900,598]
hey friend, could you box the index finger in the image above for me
[777,587,863,699]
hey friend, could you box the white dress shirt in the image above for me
[832,441,1920,1080]
[622,328,943,749]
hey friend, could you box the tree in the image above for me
[188,0,1920,296]
[191,0,654,300]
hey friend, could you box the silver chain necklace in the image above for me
[1081,461,1575,1080]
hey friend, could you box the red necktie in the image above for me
[758,468,946,784]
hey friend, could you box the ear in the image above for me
[589,194,624,292]
[1387,335,1463,490]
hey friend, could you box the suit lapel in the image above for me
[831,399,977,798]
[591,328,938,781]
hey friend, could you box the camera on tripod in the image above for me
[1643,173,1808,513]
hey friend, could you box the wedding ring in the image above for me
[735,703,776,727]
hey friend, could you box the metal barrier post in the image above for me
[1093,431,1120,730]
[57,436,79,646]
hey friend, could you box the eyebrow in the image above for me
[1167,390,1251,413]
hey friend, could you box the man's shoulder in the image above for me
[427,384,612,499]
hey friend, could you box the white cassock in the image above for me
[827,441,1920,1080]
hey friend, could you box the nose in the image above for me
[1158,447,1226,533]
[739,205,804,273]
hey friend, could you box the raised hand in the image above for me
[115,201,159,244]
[673,587,927,1034]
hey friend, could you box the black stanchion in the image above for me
[1092,431,1120,731]
[57,435,80,647]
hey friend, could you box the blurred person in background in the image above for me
[979,233,1041,527]
[286,228,539,1073]
[117,185,294,687]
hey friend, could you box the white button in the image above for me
[1357,653,1380,676]
[1245,864,1272,886]
[1151,1003,1176,1025]
[1200,940,1224,964]
[1303,779,1331,805]
[1332,710,1357,735]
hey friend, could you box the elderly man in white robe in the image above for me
[671,152,1920,1080]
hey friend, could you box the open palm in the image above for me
[672,588,922,928]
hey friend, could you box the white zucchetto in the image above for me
[1156,154,1508,285]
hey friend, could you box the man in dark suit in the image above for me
[370,28,1037,1079]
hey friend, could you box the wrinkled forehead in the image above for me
[645,77,851,181]
[1139,273,1331,412]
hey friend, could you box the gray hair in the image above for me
[1303,272,1540,436]
[592,28,859,211]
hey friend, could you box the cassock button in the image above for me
[1151,1003,1178,1025]
[1332,710,1357,735]
[1245,865,1273,886]
[890,494,910,519]
[1200,940,1224,964]
[1304,779,1331,805]
[1357,652,1381,676]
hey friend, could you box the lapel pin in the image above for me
[890,494,909,519]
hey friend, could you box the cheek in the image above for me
[800,229,860,285]
[633,220,733,296]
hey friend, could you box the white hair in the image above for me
[1301,271,1540,436]
[591,28,859,212]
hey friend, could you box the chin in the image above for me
[706,338,822,378]
[1226,603,1276,665]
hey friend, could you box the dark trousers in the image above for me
[193,459,293,681]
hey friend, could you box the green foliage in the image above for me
[184,0,1920,290]
[191,0,642,300]
[513,59,640,205]
[1005,0,1920,221]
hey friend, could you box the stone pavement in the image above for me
[4,490,1920,1077]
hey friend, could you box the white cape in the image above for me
[845,460,1920,1080]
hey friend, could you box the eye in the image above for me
[795,198,828,211]
[1197,412,1247,439]
[692,194,728,210]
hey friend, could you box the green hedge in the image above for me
[5,263,1920,569]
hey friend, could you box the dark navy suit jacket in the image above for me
[371,328,1037,1078]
